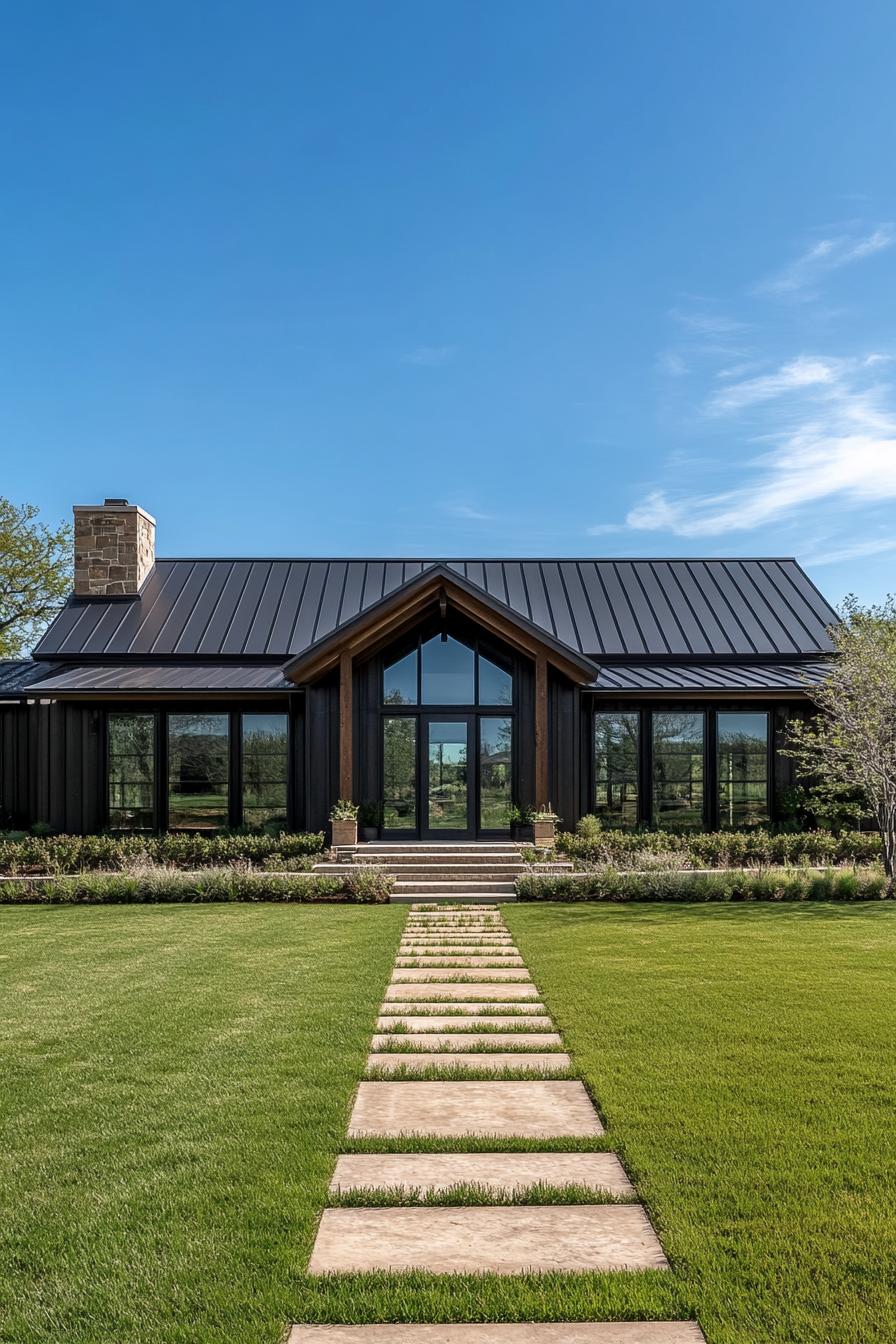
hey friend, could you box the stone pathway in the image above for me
[293,905,705,1343]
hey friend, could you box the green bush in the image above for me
[0,830,326,876]
[554,827,882,869]
[516,867,889,902]
[0,867,387,905]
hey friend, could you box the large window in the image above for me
[652,711,704,829]
[718,711,769,828]
[594,711,639,827]
[108,712,156,831]
[168,713,230,830]
[242,713,288,828]
[383,717,417,830]
[382,636,514,707]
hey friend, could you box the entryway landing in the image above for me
[315,841,526,904]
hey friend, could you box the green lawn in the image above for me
[0,904,404,1344]
[2,902,894,1344]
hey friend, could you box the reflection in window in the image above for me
[480,717,512,829]
[652,711,704,829]
[108,712,155,831]
[594,711,639,827]
[479,654,513,706]
[383,649,418,705]
[168,713,229,830]
[718,711,769,828]
[428,721,469,829]
[242,713,288,829]
[383,717,417,830]
[421,635,475,705]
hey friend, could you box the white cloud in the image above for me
[799,536,896,567]
[704,355,842,416]
[441,501,493,522]
[656,349,688,377]
[756,224,894,295]
[401,345,455,367]
[587,522,627,536]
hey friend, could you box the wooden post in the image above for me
[339,649,353,799]
[535,653,549,806]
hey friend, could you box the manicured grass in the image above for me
[0,903,404,1344]
[502,902,896,1344]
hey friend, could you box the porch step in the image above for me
[391,892,517,905]
[393,881,518,895]
[316,864,524,880]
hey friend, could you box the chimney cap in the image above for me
[104,497,129,505]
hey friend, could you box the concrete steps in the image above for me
[321,842,525,904]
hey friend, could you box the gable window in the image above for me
[594,711,639,827]
[652,711,704,830]
[718,711,769,828]
[242,712,288,828]
[107,712,156,831]
[382,635,514,708]
[168,713,229,830]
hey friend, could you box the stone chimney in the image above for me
[73,499,156,597]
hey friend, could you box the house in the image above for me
[0,499,837,839]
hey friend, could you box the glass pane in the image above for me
[383,649,418,705]
[421,635,475,705]
[652,711,704,830]
[480,717,512,829]
[718,711,769,828]
[383,717,417,830]
[168,713,229,830]
[428,721,469,829]
[478,654,513,706]
[108,713,155,831]
[594,711,639,827]
[242,713,288,827]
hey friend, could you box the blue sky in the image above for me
[2,1,896,605]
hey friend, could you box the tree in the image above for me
[784,595,896,890]
[0,498,72,658]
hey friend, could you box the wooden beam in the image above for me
[339,649,353,799]
[535,653,549,806]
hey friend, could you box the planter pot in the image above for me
[532,820,556,846]
[511,823,534,843]
[360,826,379,843]
[331,818,358,847]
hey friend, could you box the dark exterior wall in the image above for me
[0,701,103,833]
[304,676,339,832]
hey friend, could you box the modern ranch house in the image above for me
[0,500,838,840]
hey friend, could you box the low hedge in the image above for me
[0,830,326,876]
[556,827,882,869]
[0,866,391,905]
[516,868,890,902]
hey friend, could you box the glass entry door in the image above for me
[424,717,472,838]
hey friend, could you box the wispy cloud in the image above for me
[441,501,494,522]
[756,224,894,296]
[624,359,896,537]
[668,307,747,336]
[703,355,842,416]
[401,344,455,367]
[799,536,896,567]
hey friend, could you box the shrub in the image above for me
[516,867,889,903]
[575,814,603,842]
[554,827,882,870]
[0,867,381,905]
[0,830,326,876]
[342,865,394,903]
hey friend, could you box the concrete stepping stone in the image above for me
[366,1051,572,1075]
[395,957,525,967]
[347,1081,604,1137]
[328,1151,634,1197]
[376,1015,554,1031]
[288,1325,706,1342]
[383,983,540,1001]
[308,1204,667,1274]
[370,1032,563,1050]
[390,967,532,981]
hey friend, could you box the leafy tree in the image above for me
[784,595,896,890]
[0,499,72,657]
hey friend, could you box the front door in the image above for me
[423,716,472,838]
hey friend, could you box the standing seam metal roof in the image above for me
[33,558,839,661]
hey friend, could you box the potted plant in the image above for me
[329,799,359,847]
[509,803,534,842]
[358,800,382,843]
[532,804,560,847]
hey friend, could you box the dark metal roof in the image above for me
[0,660,55,695]
[591,659,831,694]
[34,558,839,661]
[22,664,293,694]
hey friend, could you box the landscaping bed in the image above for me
[0,829,326,875]
[0,864,392,904]
[517,866,890,902]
